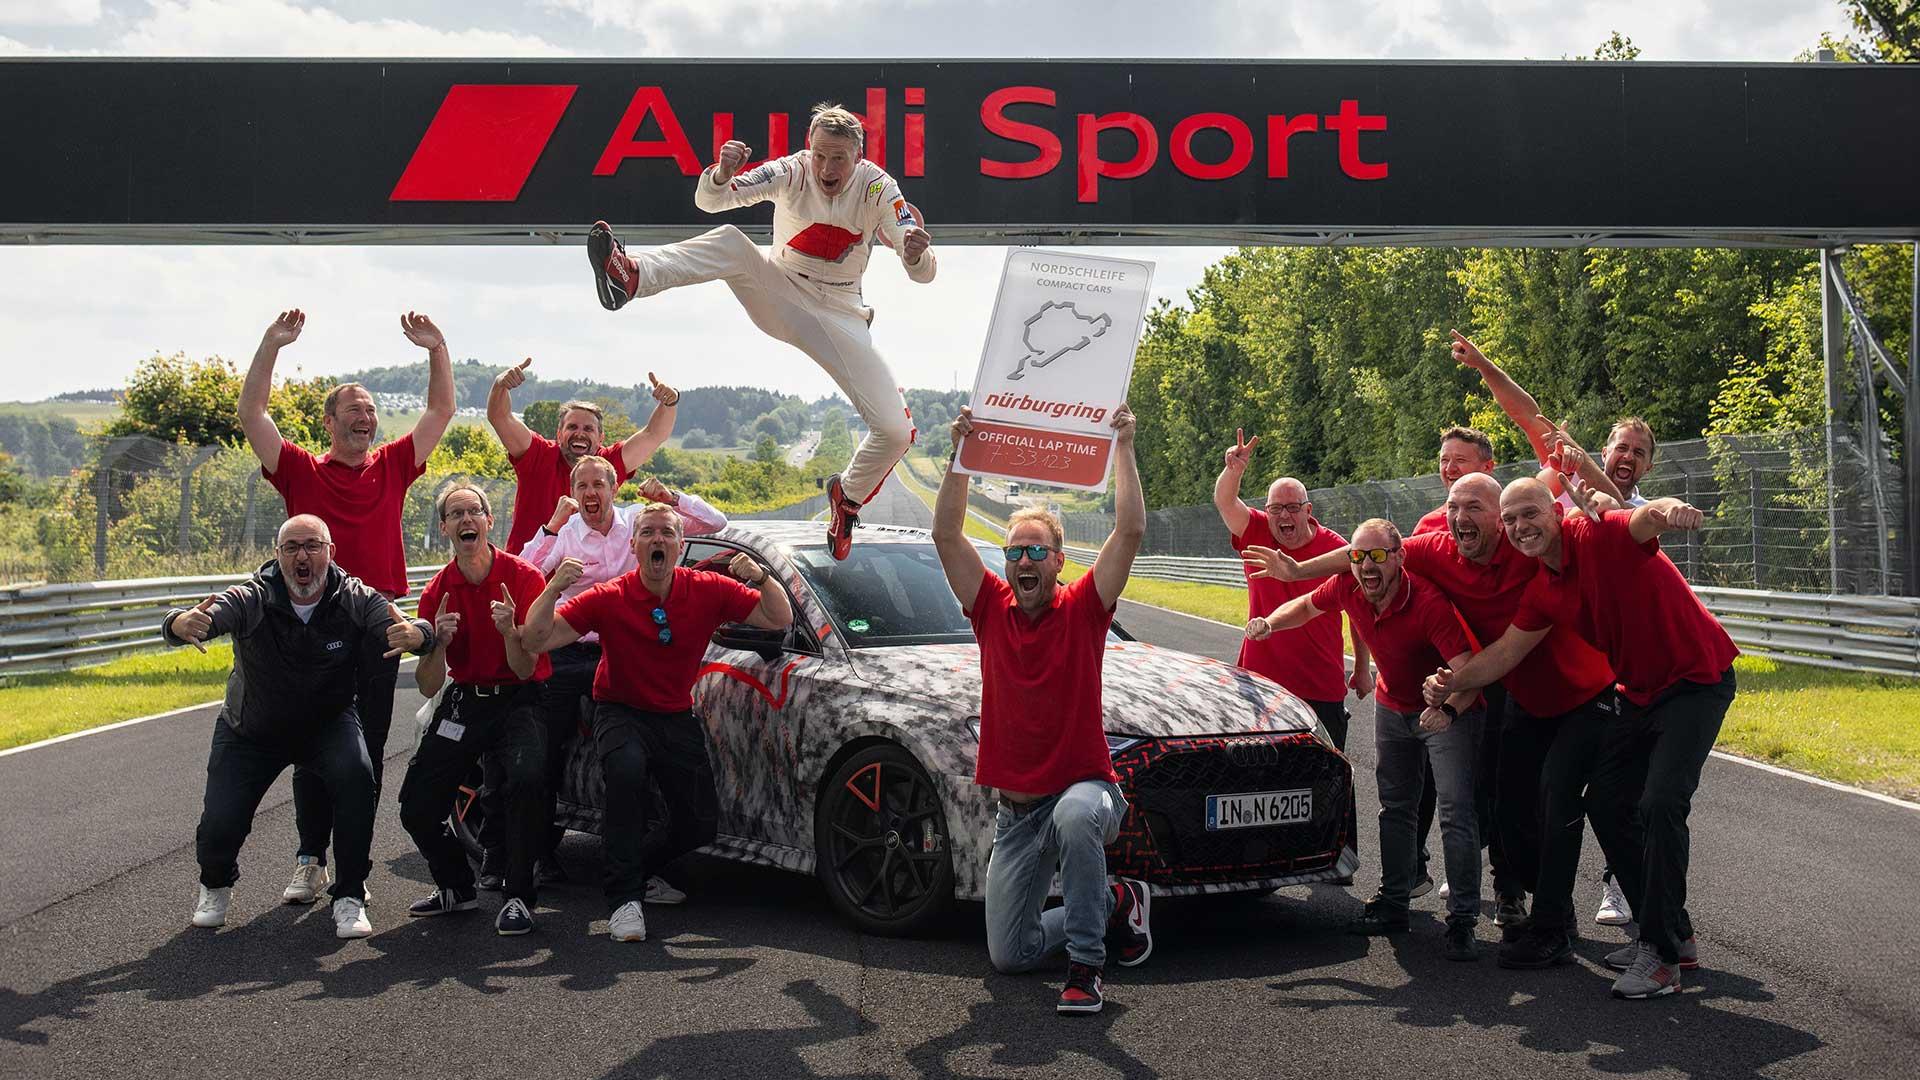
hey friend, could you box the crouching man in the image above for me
[166,514,433,939]
[522,501,792,943]
[933,405,1153,1016]
[398,484,554,936]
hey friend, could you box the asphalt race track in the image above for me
[2,474,1917,1079]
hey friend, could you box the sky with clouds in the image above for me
[0,0,1850,404]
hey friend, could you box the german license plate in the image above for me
[1205,789,1312,831]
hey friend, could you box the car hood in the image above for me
[848,640,1322,740]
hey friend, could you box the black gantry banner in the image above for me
[2,58,1917,242]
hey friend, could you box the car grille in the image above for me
[1107,733,1355,885]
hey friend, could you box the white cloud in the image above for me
[114,0,571,57]
[0,0,99,28]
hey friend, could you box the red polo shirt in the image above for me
[1413,504,1449,536]
[417,548,553,685]
[264,434,424,597]
[1232,511,1349,702]
[1513,510,1737,706]
[968,572,1121,795]
[505,433,637,556]
[558,566,759,713]
[1403,532,1614,718]
[1310,571,1473,715]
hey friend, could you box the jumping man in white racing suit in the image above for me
[587,102,937,560]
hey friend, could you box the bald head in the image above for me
[1262,477,1316,549]
[1267,476,1308,504]
[277,514,332,546]
[1502,476,1554,510]
[1498,476,1561,559]
[1452,472,1501,505]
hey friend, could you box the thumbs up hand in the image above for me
[490,584,519,638]
[174,594,218,652]
[383,600,425,658]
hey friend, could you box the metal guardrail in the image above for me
[5,560,1918,680]
[1061,546,1920,679]
[0,566,439,677]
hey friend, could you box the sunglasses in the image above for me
[1002,544,1056,563]
[1348,546,1401,564]
[650,606,671,646]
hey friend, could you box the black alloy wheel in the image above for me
[815,743,955,937]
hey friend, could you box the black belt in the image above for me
[455,681,521,698]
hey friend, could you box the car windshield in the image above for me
[790,541,1127,648]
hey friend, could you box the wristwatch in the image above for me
[1438,702,1460,720]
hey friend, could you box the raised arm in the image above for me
[636,478,728,536]
[490,585,537,681]
[1089,405,1142,610]
[693,142,785,213]
[1212,429,1258,537]
[403,312,456,467]
[1245,592,1327,639]
[1242,543,1350,584]
[618,373,680,473]
[730,554,794,630]
[1629,498,1704,544]
[1451,330,1553,465]
[1538,416,1625,504]
[872,178,935,284]
[415,595,458,697]
[487,358,536,459]
[519,562,585,656]
[932,409,987,607]
[240,310,303,474]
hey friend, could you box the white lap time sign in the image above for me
[955,249,1154,492]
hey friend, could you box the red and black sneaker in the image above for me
[824,473,861,561]
[1056,961,1105,1015]
[1105,877,1153,968]
[587,220,641,312]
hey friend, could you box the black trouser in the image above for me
[294,652,399,863]
[1305,698,1350,753]
[397,682,548,905]
[1589,669,1736,963]
[1529,688,1645,933]
[198,710,374,901]
[481,641,599,867]
[1493,694,1560,899]
[594,702,719,909]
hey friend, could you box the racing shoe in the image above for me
[1105,878,1152,967]
[1606,935,1698,971]
[1056,961,1105,1015]
[1498,925,1574,969]
[1347,896,1411,935]
[192,885,231,928]
[1595,876,1632,926]
[610,900,647,942]
[1494,893,1529,927]
[587,220,642,312]
[644,875,686,905]
[495,898,535,937]
[283,856,329,904]
[407,887,478,918]
[824,474,861,561]
[1611,941,1681,999]
[1409,872,1434,899]
[333,897,372,940]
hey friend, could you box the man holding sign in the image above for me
[162,514,435,939]
[586,103,934,560]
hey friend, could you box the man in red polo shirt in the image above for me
[521,503,792,944]
[933,405,1153,1016]
[486,357,682,555]
[396,485,553,936]
[239,307,455,905]
[1246,518,1485,959]
[1425,477,1737,999]
[1211,430,1370,751]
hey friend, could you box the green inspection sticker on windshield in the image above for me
[847,619,870,634]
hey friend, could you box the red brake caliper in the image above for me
[846,762,882,813]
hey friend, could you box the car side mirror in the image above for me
[712,623,786,662]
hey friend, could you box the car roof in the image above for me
[715,520,942,554]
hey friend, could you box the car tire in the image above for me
[450,771,488,864]
[815,743,956,938]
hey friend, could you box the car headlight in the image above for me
[1104,735,1142,755]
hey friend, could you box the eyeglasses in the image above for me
[650,606,672,646]
[1003,544,1056,563]
[277,540,330,556]
[1265,502,1308,515]
[1348,546,1401,564]
[442,507,489,521]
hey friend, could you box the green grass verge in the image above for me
[0,643,236,750]
[1718,655,1920,801]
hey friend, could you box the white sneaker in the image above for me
[283,857,330,905]
[1596,877,1632,926]
[609,900,647,942]
[333,897,372,939]
[192,885,231,928]
[644,876,686,905]
[1438,879,1452,902]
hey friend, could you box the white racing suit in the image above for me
[624,150,937,505]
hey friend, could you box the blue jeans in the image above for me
[1375,701,1482,923]
[984,780,1126,971]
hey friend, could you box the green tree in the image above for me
[751,435,782,464]
[102,352,330,449]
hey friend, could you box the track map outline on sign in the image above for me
[956,249,1154,491]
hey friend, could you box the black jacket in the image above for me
[161,560,434,745]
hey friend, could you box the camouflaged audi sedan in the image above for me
[507,521,1359,937]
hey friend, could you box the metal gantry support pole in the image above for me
[1821,249,1846,594]
[1908,242,1919,597]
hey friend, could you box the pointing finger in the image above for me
[195,594,218,612]
[435,595,450,619]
